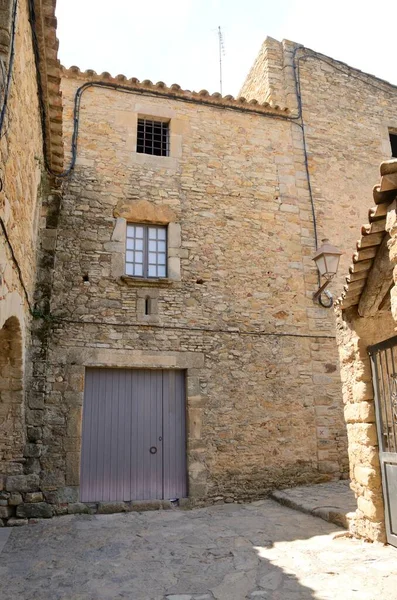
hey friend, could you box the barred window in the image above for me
[137,118,170,156]
[126,224,167,278]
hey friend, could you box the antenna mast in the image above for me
[218,26,225,95]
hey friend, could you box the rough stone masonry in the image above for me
[1,8,397,525]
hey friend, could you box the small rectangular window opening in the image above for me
[390,133,397,158]
[137,118,170,156]
[126,224,167,278]
[145,297,151,315]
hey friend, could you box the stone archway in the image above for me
[0,315,25,475]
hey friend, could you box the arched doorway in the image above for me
[0,315,24,474]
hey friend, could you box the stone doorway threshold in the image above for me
[270,480,357,529]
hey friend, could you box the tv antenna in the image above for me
[218,26,225,95]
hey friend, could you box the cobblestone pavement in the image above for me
[270,480,357,528]
[0,499,396,600]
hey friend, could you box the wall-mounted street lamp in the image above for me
[312,239,343,307]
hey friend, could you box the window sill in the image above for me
[120,276,175,287]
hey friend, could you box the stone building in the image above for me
[0,0,62,524]
[336,159,397,545]
[1,7,397,524]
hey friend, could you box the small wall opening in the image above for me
[145,296,151,315]
[0,316,24,471]
[389,132,397,158]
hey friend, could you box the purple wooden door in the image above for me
[80,368,186,502]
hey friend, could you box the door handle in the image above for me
[150,446,157,454]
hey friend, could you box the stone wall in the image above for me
[0,0,43,486]
[336,308,395,542]
[0,0,61,525]
[6,31,397,522]
[241,37,397,291]
[19,72,351,517]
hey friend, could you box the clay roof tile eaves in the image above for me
[60,66,291,116]
[34,0,64,174]
[336,159,397,310]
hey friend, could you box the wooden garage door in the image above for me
[80,368,187,502]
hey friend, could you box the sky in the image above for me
[56,0,397,97]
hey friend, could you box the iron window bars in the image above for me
[137,118,170,156]
[126,224,167,278]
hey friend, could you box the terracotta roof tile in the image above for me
[61,66,290,116]
[337,159,397,310]
[33,0,64,174]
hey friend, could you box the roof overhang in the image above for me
[31,0,63,174]
[336,159,397,315]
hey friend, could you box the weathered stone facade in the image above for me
[336,309,395,542]
[0,0,62,525]
[2,15,397,525]
[0,0,44,478]
[336,160,397,543]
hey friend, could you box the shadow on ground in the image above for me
[0,499,395,600]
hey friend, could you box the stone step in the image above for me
[270,480,357,529]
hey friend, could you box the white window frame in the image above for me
[125,223,168,279]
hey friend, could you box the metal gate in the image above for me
[369,336,397,547]
[80,368,187,503]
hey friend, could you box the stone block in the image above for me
[40,468,66,490]
[23,443,42,458]
[168,222,181,248]
[353,359,372,383]
[27,427,42,442]
[0,506,13,519]
[25,458,41,475]
[357,496,384,522]
[66,407,82,438]
[167,256,181,280]
[354,466,379,488]
[25,492,44,503]
[8,493,22,506]
[6,474,39,493]
[54,505,68,516]
[111,217,126,242]
[68,503,94,514]
[352,381,374,402]
[54,486,79,504]
[97,502,128,514]
[7,518,28,527]
[188,408,202,440]
[16,502,53,519]
[65,452,80,486]
[347,423,379,447]
[344,401,375,424]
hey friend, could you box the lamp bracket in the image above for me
[313,279,330,301]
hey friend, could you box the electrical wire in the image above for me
[0,0,17,137]
[51,316,336,340]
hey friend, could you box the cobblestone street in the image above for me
[0,499,396,600]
